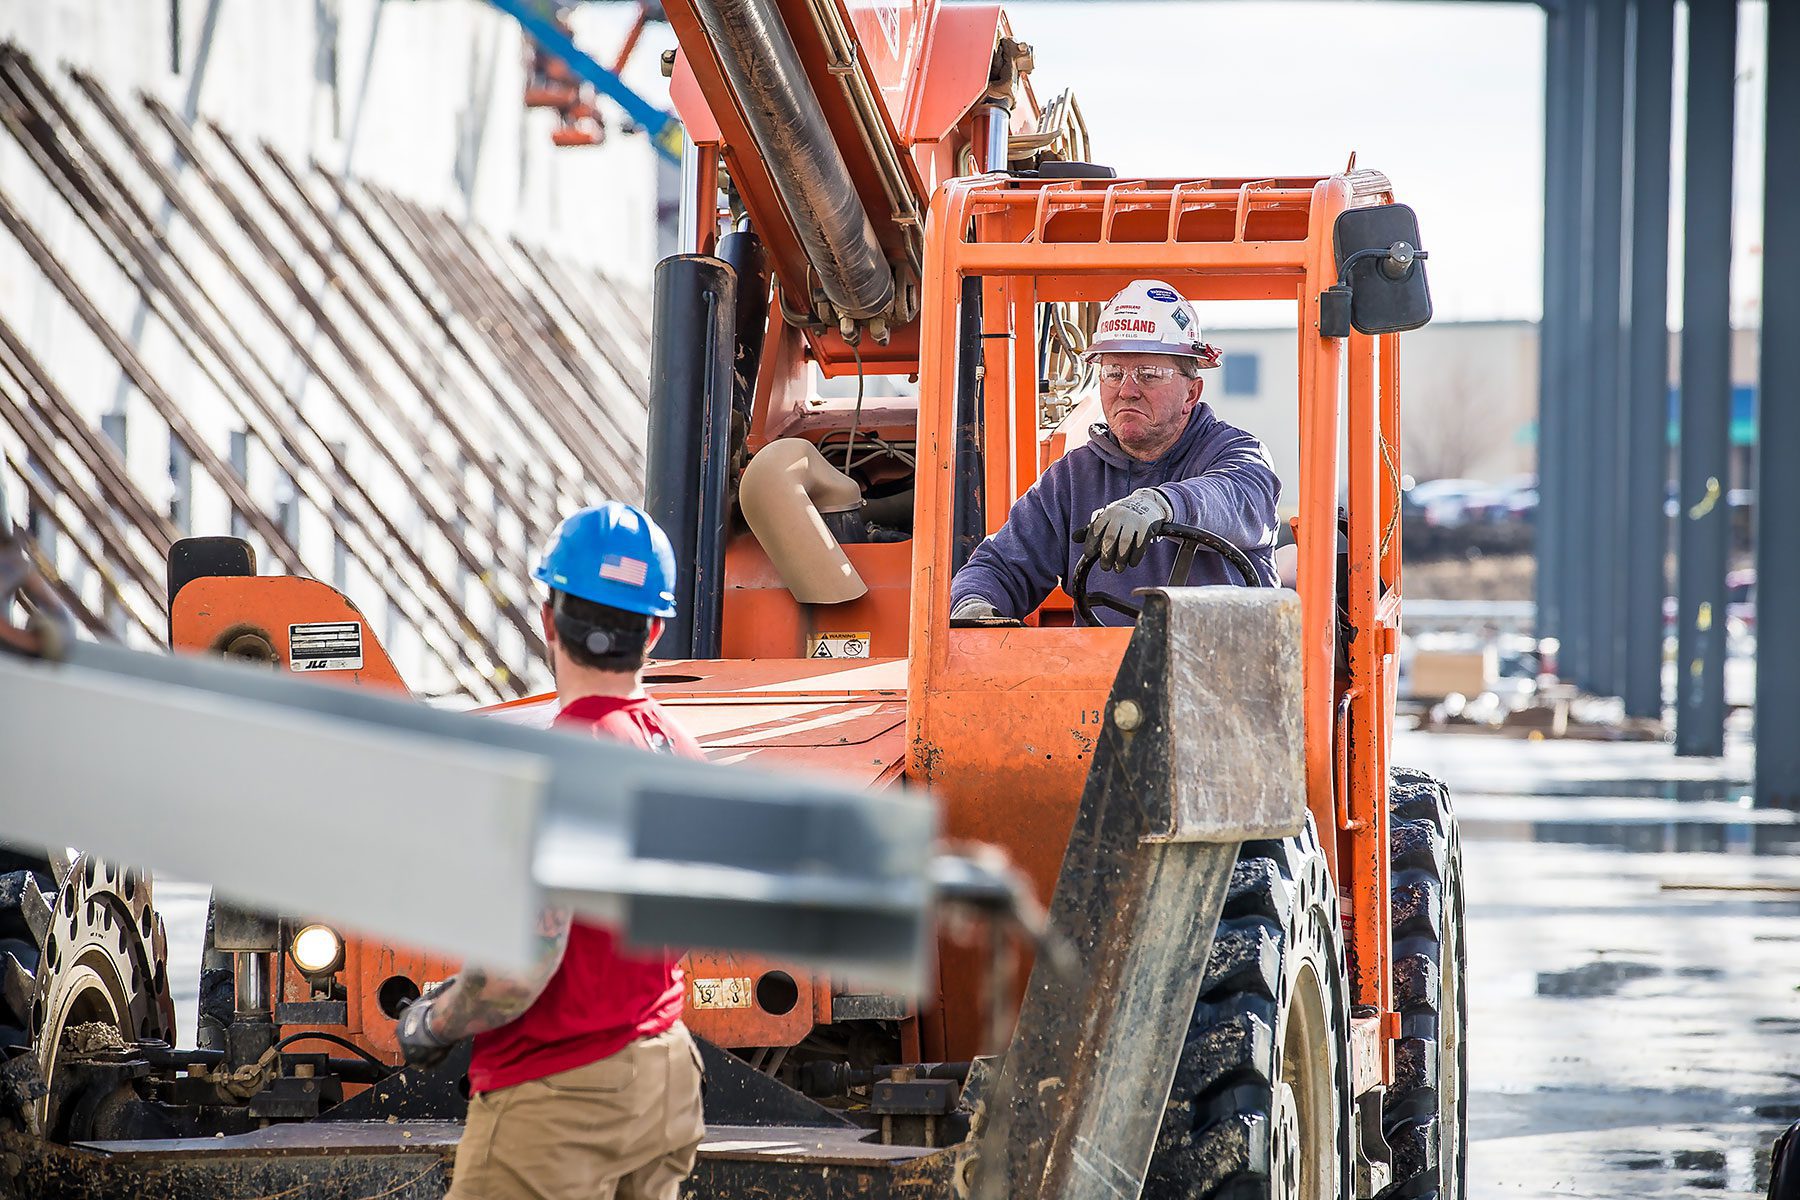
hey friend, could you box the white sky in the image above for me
[604,0,1773,329]
[1004,1,1547,322]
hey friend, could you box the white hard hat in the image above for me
[1084,279,1222,368]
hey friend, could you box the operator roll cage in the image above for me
[909,172,1406,1028]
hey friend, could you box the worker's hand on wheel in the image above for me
[395,984,455,1071]
[951,595,999,621]
[1088,488,1173,571]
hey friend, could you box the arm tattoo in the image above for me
[426,907,574,1041]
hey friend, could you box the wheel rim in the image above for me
[1278,962,1337,1200]
[36,952,132,1134]
[25,856,174,1140]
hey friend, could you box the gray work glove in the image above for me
[1088,487,1174,570]
[952,595,1000,621]
[395,981,454,1070]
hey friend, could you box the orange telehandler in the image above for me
[0,1,1464,1198]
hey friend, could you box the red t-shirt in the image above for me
[467,694,704,1094]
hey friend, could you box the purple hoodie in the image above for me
[950,403,1281,626]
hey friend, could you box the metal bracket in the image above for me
[968,588,1307,1200]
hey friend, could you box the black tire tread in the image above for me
[0,857,56,1060]
[1377,769,1467,1200]
[1144,819,1352,1200]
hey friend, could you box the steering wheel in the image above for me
[1070,520,1266,625]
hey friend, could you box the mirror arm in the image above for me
[1338,242,1429,283]
[1321,242,1430,338]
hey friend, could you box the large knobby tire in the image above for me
[1145,817,1354,1200]
[1379,768,1467,1200]
[0,854,59,1058]
[0,851,173,1139]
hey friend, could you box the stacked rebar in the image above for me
[0,44,651,702]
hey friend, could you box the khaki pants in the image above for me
[446,1023,706,1200]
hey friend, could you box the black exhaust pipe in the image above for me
[646,255,737,660]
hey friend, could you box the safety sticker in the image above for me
[807,631,871,659]
[288,621,364,672]
[690,977,754,1010]
[1145,286,1181,302]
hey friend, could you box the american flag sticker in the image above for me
[598,553,649,587]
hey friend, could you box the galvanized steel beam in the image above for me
[1564,0,1602,689]
[0,634,936,989]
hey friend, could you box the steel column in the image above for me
[1587,0,1630,696]
[1756,2,1800,803]
[1565,0,1602,688]
[1622,0,1676,718]
[1674,0,1738,757]
[1537,1,1579,658]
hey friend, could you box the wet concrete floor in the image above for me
[157,729,1799,1196]
[1395,727,1800,1198]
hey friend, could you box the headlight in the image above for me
[290,924,344,975]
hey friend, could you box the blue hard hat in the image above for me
[533,502,678,618]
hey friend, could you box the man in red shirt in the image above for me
[397,501,706,1200]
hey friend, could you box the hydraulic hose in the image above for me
[690,0,895,322]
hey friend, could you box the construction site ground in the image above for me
[1403,724,1797,1197]
[153,724,1798,1198]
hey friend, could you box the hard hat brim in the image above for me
[1083,338,1222,367]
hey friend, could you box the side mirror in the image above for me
[1319,203,1432,337]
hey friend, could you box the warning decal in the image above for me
[288,621,364,672]
[690,977,754,1010]
[806,631,871,660]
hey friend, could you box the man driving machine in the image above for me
[950,279,1282,626]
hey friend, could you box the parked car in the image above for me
[1402,475,1536,557]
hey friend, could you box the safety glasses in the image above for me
[1096,363,1186,387]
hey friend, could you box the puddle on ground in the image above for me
[1529,777,1754,803]
[1472,775,1800,855]
[1611,1145,1771,1193]
[1536,960,1663,998]
[1534,960,1733,997]
[1526,822,1800,856]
